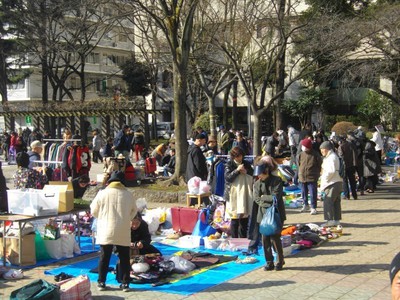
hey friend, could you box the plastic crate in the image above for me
[7,189,59,216]
[178,235,201,249]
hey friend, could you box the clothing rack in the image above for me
[43,139,81,142]
[33,160,65,181]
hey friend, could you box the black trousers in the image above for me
[343,167,358,199]
[98,244,130,284]
[230,218,249,238]
[262,233,284,265]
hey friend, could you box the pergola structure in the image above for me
[0,99,162,140]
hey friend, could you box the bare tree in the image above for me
[126,0,199,184]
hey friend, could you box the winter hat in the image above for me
[320,141,333,150]
[390,252,400,284]
[300,138,312,149]
[107,170,126,186]
[196,133,206,140]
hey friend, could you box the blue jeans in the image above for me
[301,181,318,209]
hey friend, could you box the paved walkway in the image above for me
[0,161,397,299]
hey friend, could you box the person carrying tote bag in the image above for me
[252,155,286,271]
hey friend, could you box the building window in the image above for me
[86,53,100,64]
[8,79,25,90]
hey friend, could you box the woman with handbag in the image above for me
[224,146,253,238]
[252,155,286,271]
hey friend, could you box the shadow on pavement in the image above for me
[343,209,400,214]
[344,222,400,228]
[92,296,125,300]
[325,240,388,247]
[288,263,389,275]
[207,280,296,292]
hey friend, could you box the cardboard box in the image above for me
[0,233,36,266]
[44,181,74,212]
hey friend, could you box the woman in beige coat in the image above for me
[90,171,137,292]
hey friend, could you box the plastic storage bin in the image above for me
[204,237,223,249]
[228,238,250,250]
[178,235,201,249]
[7,189,59,216]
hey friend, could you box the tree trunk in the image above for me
[232,78,238,130]
[223,82,231,128]
[253,112,262,156]
[208,95,217,137]
[170,64,188,182]
[0,44,8,103]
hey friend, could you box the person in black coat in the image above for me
[130,214,161,255]
[0,161,8,212]
[185,133,208,182]
[252,155,286,271]
[163,148,175,176]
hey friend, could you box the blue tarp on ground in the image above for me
[44,242,267,296]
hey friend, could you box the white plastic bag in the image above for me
[169,256,196,273]
[44,239,63,259]
[188,176,201,194]
[60,234,75,258]
[199,181,211,193]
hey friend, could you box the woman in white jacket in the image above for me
[90,171,137,292]
[319,141,343,227]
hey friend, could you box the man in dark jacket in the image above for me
[186,134,208,182]
[163,148,175,176]
[338,135,358,200]
[263,132,279,157]
[297,138,322,215]
[113,125,132,160]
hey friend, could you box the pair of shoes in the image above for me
[120,283,130,292]
[300,204,310,213]
[54,272,73,282]
[366,189,374,193]
[321,220,336,227]
[275,263,285,271]
[310,208,317,215]
[263,263,275,271]
[332,220,341,226]
[97,282,107,291]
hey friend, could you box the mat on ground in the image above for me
[44,242,267,296]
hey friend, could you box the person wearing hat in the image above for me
[206,135,218,154]
[319,141,343,227]
[217,125,230,154]
[186,133,208,184]
[297,138,322,215]
[90,171,137,292]
[390,252,400,299]
[27,140,43,169]
[252,155,286,271]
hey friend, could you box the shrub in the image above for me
[331,121,357,136]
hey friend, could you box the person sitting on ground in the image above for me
[13,151,48,190]
[130,213,161,256]
[151,142,168,166]
[72,174,91,198]
[163,148,175,177]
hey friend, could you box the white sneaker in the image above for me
[321,220,335,227]
[310,208,317,215]
[332,220,341,226]
[300,204,310,212]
